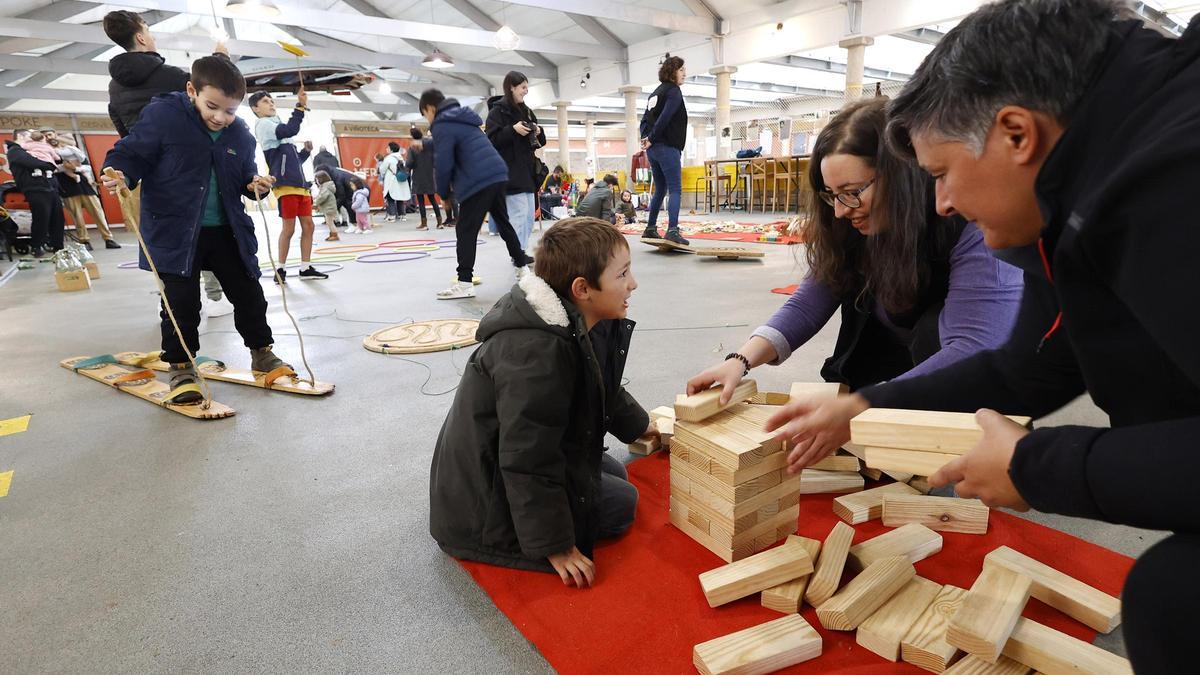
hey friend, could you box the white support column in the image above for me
[692,121,707,164]
[584,114,597,180]
[839,36,874,102]
[620,84,640,190]
[554,100,571,175]
[710,65,736,160]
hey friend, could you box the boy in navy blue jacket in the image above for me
[102,55,292,404]
[249,89,325,283]
[418,88,533,300]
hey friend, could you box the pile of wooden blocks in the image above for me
[667,380,806,562]
[850,409,1032,479]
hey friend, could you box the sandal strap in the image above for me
[164,382,202,404]
[111,369,155,386]
[259,365,296,387]
[72,354,117,370]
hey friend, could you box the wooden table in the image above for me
[702,154,810,214]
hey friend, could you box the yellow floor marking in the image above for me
[0,470,12,497]
[0,414,31,437]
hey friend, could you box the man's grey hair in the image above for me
[887,0,1126,157]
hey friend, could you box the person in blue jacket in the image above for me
[102,54,291,404]
[249,89,326,283]
[418,88,534,300]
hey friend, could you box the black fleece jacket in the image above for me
[484,96,546,195]
[860,18,1200,533]
[107,51,190,138]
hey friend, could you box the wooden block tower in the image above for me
[668,381,803,562]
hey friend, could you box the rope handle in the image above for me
[102,167,214,409]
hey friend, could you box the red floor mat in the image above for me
[458,452,1132,674]
[773,284,800,295]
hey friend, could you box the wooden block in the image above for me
[669,454,783,503]
[709,405,785,455]
[848,523,943,572]
[901,584,968,672]
[816,556,915,631]
[866,447,958,477]
[909,476,933,494]
[856,576,943,661]
[674,419,777,473]
[850,408,1032,455]
[799,469,864,494]
[804,521,855,607]
[810,454,861,472]
[649,406,675,447]
[670,495,738,562]
[693,614,822,675]
[845,442,914,481]
[675,379,758,422]
[699,539,814,607]
[748,391,791,405]
[861,466,884,481]
[882,495,990,534]
[650,405,675,419]
[944,655,1031,675]
[984,546,1121,634]
[762,536,822,613]
[707,451,788,485]
[947,565,1033,663]
[788,381,847,401]
[1001,618,1132,675]
[628,435,662,456]
[833,481,921,525]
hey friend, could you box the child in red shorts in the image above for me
[250,89,326,283]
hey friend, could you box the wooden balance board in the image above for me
[113,352,335,396]
[641,237,764,260]
[363,319,480,354]
[61,356,236,420]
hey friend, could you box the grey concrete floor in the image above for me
[0,212,1159,671]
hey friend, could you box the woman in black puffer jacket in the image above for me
[485,71,546,252]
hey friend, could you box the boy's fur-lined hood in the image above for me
[476,273,574,342]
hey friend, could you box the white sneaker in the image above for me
[437,281,476,299]
[204,295,235,317]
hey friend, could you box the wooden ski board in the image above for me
[113,352,335,396]
[61,356,235,419]
[642,237,764,260]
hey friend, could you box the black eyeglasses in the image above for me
[818,177,875,209]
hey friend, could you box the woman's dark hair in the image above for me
[804,97,956,314]
[388,141,400,153]
[410,127,424,140]
[502,71,530,114]
[658,56,685,84]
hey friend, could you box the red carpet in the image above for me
[459,452,1133,674]
[773,284,800,295]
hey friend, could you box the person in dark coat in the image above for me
[405,127,442,229]
[430,218,654,585]
[4,130,63,257]
[764,3,1200,670]
[312,146,339,170]
[575,174,618,223]
[419,88,533,300]
[314,163,356,228]
[639,55,689,245]
[102,55,289,404]
[103,10,226,138]
[485,71,546,249]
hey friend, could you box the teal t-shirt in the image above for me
[201,129,227,227]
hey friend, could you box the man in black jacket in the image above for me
[5,130,64,257]
[765,1,1200,670]
[314,163,356,229]
[104,10,227,138]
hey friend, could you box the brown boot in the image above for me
[420,214,429,229]
[435,212,445,229]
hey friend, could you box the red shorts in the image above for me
[278,194,313,219]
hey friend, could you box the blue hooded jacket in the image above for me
[254,107,311,189]
[104,91,263,279]
[430,99,507,202]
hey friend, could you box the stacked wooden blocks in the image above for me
[669,381,806,562]
[850,409,1032,478]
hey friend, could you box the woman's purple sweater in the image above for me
[752,224,1023,383]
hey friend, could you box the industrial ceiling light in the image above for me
[224,0,281,18]
[580,71,590,88]
[422,49,455,69]
[494,25,521,51]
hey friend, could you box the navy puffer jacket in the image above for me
[104,92,263,279]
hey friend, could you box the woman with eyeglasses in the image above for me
[687,98,1023,437]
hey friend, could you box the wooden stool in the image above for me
[772,158,801,213]
[695,173,732,213]
[748,158,772,213]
